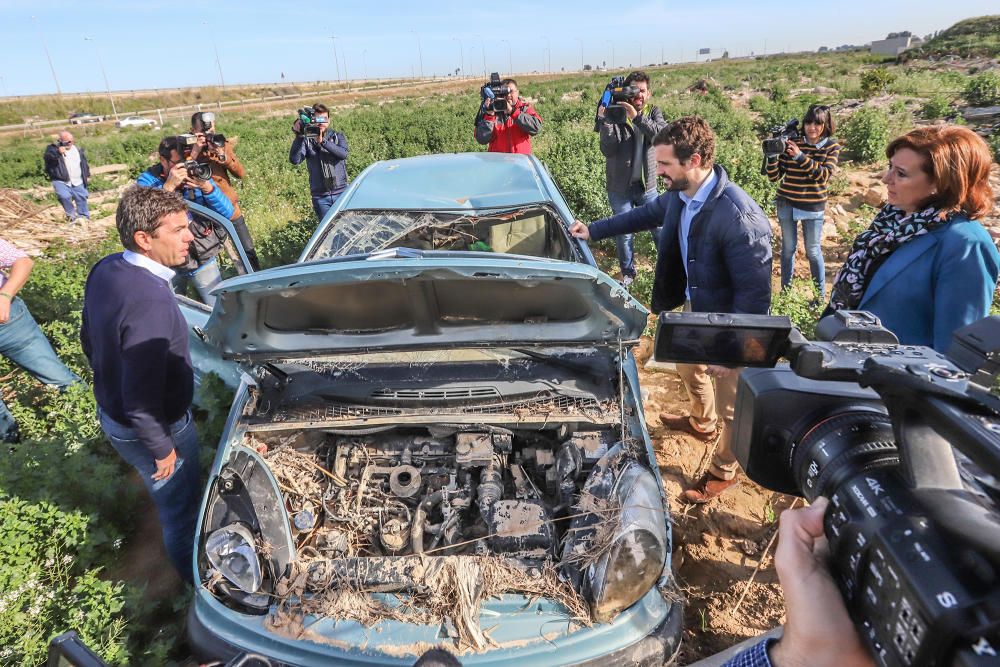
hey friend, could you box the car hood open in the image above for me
[203,250,649,360]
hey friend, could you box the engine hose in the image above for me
[410,491,444,554]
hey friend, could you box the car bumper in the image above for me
[187,594,683,666]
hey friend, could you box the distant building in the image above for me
[818,46,829,52]
[870,33,923,56]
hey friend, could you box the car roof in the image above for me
[340,152,556,211]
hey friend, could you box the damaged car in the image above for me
[179,152,682,665]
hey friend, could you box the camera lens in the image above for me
[790,406,897,501]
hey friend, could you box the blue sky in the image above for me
[0,0,996,96]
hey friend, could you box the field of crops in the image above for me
[0,44,997,663]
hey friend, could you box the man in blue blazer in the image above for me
[571,116,773,503]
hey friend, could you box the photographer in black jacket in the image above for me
[43,131,91,223]
[597,72,667,287]
[289,103,350,222]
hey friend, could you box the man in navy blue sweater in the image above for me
[81,185,200,583]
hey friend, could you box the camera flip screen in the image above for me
[653,312,792,367]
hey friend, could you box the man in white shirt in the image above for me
[43,131,91,223]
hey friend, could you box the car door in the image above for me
[177,201,256,393]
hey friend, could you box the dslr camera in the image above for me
[597,75,641,125]
[762,118,803,157]
[194,111,226,148]
[480,73,510,114]
[655,310,1000,667]
[296,107,324,139]
[174,134,214,181]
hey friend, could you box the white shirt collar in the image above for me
[679,168,718,208]
[122,249,176,283]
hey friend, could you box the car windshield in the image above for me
[305,205,579,261]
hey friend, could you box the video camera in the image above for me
[596,75,641,125]
[654,310,1000,666]
[174,134,214,181]
[296,107,325,139]
[480,73,511,114]
[762,118,803,157]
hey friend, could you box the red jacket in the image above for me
[475,101,542,154]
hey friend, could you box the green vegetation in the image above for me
[920,95,953,120]
[840,107,891,163]
[965,72,1000,106]
[903,15,1000,61]
[860,67,897,98]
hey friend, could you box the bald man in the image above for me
[43,131,91,223]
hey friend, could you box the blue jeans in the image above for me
[173,257,222,307]
[52,181,90,220]
[99,408,201,584]
[311,192,342,222]
[0,297,79,440]
[607,190,660,279]
[776,199,826,300]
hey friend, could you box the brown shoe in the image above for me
[659,413,717,441]
[682,472,739,504]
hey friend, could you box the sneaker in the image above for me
[658,412,718,441]
[681,472,739,504]
[621,275,634,289]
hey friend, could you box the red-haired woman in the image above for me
[826,125,999,352]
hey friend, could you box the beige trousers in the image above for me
[675,363,741,480]
[674,302,742,480]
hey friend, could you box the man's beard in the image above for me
[663,175,690,192]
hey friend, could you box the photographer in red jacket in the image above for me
[474,77,542,154]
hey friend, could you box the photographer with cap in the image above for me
[597,71,667,288]
[137,136,234,305]
[474,78,542,154]
[289,103,350,222]
[43,131,91,223]
[190,112,259,270]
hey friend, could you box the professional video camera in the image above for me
[295,107,325,139]
[596,75,641,125]
[762,118,803,157]
[480,72,510,114]
[654,309,1000,666]
[174,134,214,181]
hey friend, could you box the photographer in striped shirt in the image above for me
[764,104,841,301]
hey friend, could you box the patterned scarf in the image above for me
[828,204,952,310]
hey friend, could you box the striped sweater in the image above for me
[765,138,841,212]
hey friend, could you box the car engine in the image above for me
[268,426,615,562]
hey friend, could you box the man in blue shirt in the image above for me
[571,117,772,503]
[137,136,234,305]
[81,185,200,583]
[289,103,350,222]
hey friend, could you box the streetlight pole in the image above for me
[31,15,62,96]
[502,39,512,75]
[543,36,551,73]
[342,51,350,91]
[476,35,487,76]
[453,37,464,77]
[577,38,585,70]
[411,31,424,79]
[330,36,341,84]
[83,37,118,119]
[362,49,368,82]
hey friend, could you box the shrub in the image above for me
[965,72,1000,106]
[841,107,890,163]
[989,133,1000,164]
[920,95,952,120]
[771,279,823,340]
[860,67,896,98]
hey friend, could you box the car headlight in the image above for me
[586,461,667,623]
[205,523,263,594]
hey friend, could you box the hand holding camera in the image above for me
[763,119,803,158]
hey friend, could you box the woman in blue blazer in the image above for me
[826,126,999,352]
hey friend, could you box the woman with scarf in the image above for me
[825,125,999,352]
